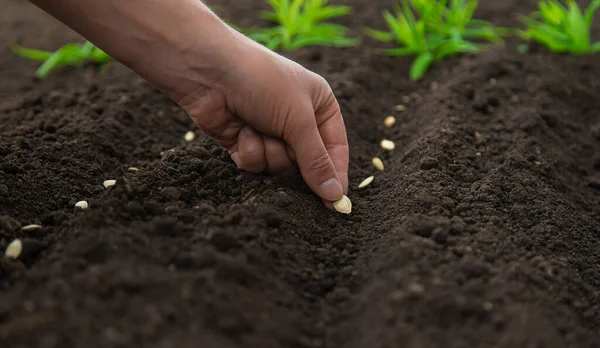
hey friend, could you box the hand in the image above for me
[173,34,349,208]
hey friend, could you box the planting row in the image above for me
[11,0,600,80]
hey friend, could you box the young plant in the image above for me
[520,0,600,54]
[246,0,359,51]
[11,41,112,79]
[366,0,504,80]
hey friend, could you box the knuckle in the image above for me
[306,150,333,176]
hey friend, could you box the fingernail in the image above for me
[319,177,343,202]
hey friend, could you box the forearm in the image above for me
[29,0,243,100]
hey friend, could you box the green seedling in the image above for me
[11,41,112,79]
[520,0,600,54]
[246,0,359,51]
[366,0,504,80]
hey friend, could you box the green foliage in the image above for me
[366,0,504,80]
[520,0,600,54]
[11,41,112,79]
[246,0,359,51]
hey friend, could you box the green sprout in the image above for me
[246,0,359,51]
[366,0,504,80]
[11,41,112,79]
[520,0,600,54]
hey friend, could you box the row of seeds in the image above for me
[333,105,403,214]
[4,130,197,259]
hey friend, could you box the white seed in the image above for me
[127,167,140,173]
[474,131,483,145]
[383,116,396,128]
[380,139,395,151]
[184,131,196,142]
[333,195,352,214]
[372,157,384,171]
[394,104,407,112]
[5,239,22,259]
[75,201,89,209]
[358,176,374,189]
[103,180,117,189]
[21,224,42,232]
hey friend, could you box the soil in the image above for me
[1,0,600,347]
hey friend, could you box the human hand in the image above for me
[173,32,349,209]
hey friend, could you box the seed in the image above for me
[21,224,42,232]
[372,157,384,171]
[127,167,140,173]
[184,131,196,142]
[5,239,22,259]
[358,176,374,189]
[103,180,116,189]
[395,104,407,112]
[474,131,484,145]
[333,195,352,214]
[380,139,395,151]
[75,201,89,209]
[384,116,396,128]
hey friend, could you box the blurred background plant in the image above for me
[366,0,506,80]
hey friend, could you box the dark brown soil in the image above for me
[1,0,600,347]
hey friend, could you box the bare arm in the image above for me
[30,0,239,100]
[29,0,350,210]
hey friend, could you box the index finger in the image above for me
[315,93,349,194]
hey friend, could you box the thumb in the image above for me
[285,115,344,202]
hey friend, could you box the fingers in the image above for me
[314,83,350,196]
[284,109,344,203]
[263,135,296,175]
[230,126,266,173]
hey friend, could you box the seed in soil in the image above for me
[5,239,22,259]
[75,201,89,209]
[184,131,196,142]
[333,195,352,214]
[384,116,396,127]
[21,224,42,232]
[475,131,484,144]
[103,180,117,188]
[127,167,140,173]
[380,139,395,151]
[358,176,374,189]
[394,104,407,112]
[372,157,384,171]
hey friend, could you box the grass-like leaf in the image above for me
[366,0,505,80]
[520,0,600,54]
[11,41,112,79]
[246,0,359,51]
